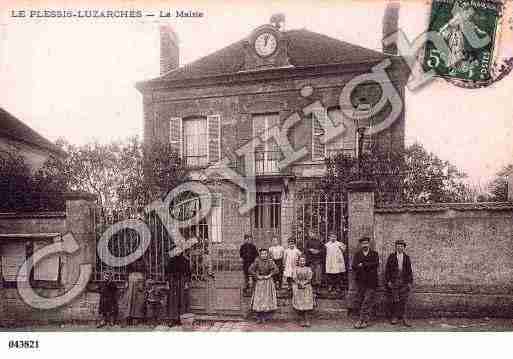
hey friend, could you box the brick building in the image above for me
[136,12,408,314]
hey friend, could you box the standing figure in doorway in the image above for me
[268,235,285,290]
[305,230,323,290]
[292,255,315,327]
[249,248,278,323]
[352,237,379,329]
[283,240,302,291]
[385,240,413,327]
[240,234,258,293]
[324,232,346,294]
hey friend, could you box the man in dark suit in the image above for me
[352,236,379,329]
[384,239,413,327]
[239,234,258,292]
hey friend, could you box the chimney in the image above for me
[160,25,179,75]
[382,2,400,55]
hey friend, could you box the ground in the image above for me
[3,317,513,332]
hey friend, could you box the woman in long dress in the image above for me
[119,268,146,325]
[292,255,315,327]
[166,249,191,326]
[249,248,278,324]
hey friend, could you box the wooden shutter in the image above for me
[169,117,182,157]
[236,115,252,175]
[207,115,221,163]
[311,109,327,161]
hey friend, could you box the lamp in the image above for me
[355,99,372,178]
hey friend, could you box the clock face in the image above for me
[254,32,278,57]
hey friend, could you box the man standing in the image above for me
[240,234,258,292]
[352,237,379,329]
[384,240,413,327]
[305,230,323,290]
[268,235,285,290]
[324,232,346,294]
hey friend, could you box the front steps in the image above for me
[242,288,349,320]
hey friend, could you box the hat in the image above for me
[395,240,406,247]
[359,237,371,243]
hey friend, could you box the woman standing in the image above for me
[98,272,119,328]
[292,255,315,327]
[166,248,192,326]
[249,248,278,324]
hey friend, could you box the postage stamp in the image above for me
[424,0,502,82]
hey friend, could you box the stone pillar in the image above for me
[61,192,97,290]
[347,181,375,292]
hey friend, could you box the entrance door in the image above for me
[251,192,281,248]
[185,195,244,316]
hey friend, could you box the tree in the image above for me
[323,142,474,205]
[49,136,187,210]
[486,164,513,202]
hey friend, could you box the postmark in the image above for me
[424,0,502,83]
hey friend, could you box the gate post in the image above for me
[347,181,375,292]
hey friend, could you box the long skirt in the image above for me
[292,283,315,311]
[167,274,190,320]
[251,278,278,312]
[119,272,146,319]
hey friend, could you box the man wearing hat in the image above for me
[351,236,379,329]
[384,240,413,327]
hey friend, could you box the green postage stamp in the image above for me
[424,0,502,82]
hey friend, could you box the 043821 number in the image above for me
[8,340,39,349]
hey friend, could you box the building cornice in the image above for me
[136,60,391,94]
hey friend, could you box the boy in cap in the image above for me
[351,236,379,329]
[384,239,413,327]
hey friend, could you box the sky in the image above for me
[0,0,512,187]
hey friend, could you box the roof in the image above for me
[149,28,387,84]
[0,107,66,157]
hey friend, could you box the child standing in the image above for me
[292,255,315,327]
[98,272,119,328]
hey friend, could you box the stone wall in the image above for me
[373,203,513,317]
[0,193,99,325]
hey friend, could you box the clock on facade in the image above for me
[254,32,278,57]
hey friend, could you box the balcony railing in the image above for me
[255,150,280,175]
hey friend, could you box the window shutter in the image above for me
[207,115,221,163]
[236,115,252,174]
[311,109,327,161]
[169,117,182,157]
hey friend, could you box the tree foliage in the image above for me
[485,164,513,202]
[323,142,475,205]
[53,136,187,210]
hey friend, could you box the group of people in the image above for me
[98,248,192,328]
[240,233,413,328]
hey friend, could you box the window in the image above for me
[0,235,61,288]
[183,117,208,167]
[169,115,221,167]
[253,193,281,229]
[312,108,357,160]
[253,113,280,174]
